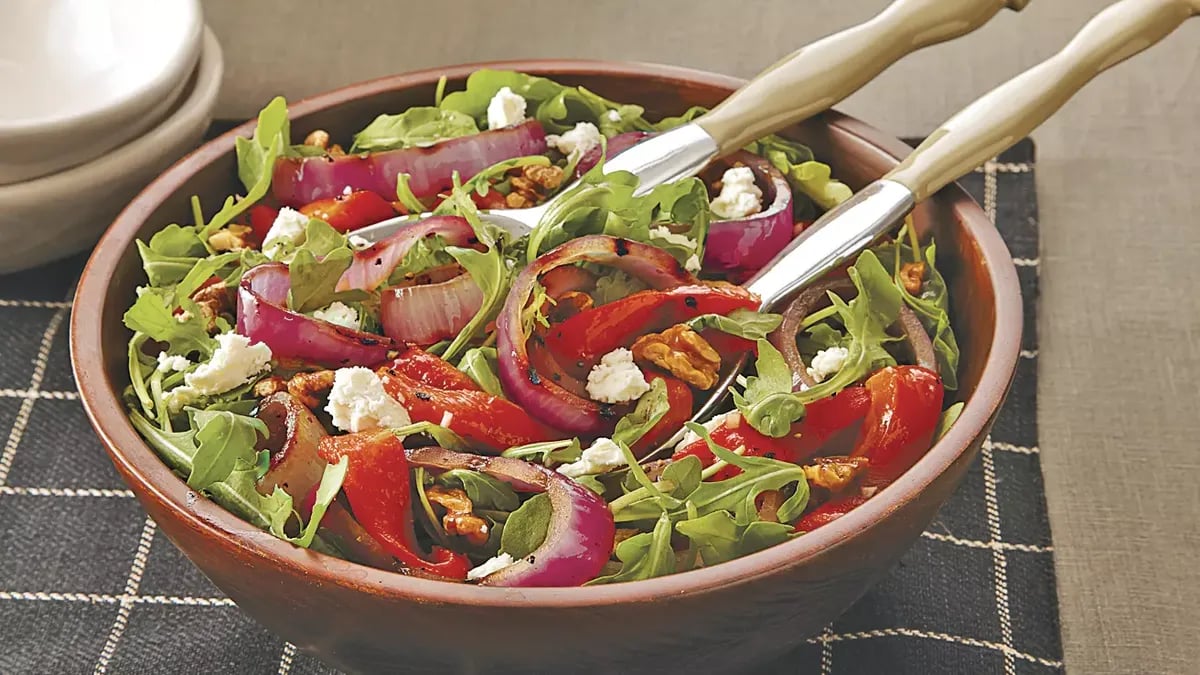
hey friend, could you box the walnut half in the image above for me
[425,486,490,547]
[802,456,870,495]
[632,324,721,389]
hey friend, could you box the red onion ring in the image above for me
[703,151,794,275]
[495,235,697,435]
[574,131,651,176]
[255,392,327,496]
[237,263,396,368]
[404,446,614,587]
[337,215,476,292]
[272,120,548,207]
[380,272,484,346]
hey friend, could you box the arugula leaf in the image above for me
[686,309,783,341]
[934,402,964,442]
[731,340,807,437]
[436,469,520,511]
[299,218,348,258]
[785,161,853,211]
[499,493,551,559]
[587,511,676,584]
[350,107,479,152]
[148,223,208,258]
[644,177,711,265]
[389,421,470,451]
[592,269,645,306]
[293,457,348,548]
[456,347,503,396]
[394,173,427,214]
[123,287,215,358]
[675,510,794,566]
[501,438,583,467]
[652,106,708,131]
[659,455,702,501]
[873,238,960,390]
[209,458,296,536]
[387,234,454,285]
[187,410,268,490]
[286,245,368,314]
[611,378,670,448]
[130,411,198,473]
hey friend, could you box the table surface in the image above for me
[202,1,1200,672]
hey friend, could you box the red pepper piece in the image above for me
[544,284,759,375]
[299,190,397,233]
[380,367,562,453]
[247,204,280,246]
[850,365,944,485]
[316,430,470,579]
[631,375,694,457]
[389,346,481,391]
[794,495,869,532]
[671,420,797,481]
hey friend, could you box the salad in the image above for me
[122,70,962,587]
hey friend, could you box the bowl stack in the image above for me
[0,0,223,273]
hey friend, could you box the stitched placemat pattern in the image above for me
[0,139,1058,674]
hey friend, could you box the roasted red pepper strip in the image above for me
[632,375,694,457]
[672,418,797,482]
[247,204,280,246]
[380,366,561,453]
[316,430,470,579]
[794,495,869,532]
[850,365,944,485]
[299,190,397,233]
[389,346,481,391]
[543,284,759,374]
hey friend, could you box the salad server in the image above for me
[352,0,1028,243]
[673,0,1200,458]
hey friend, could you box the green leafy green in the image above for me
[610,378,670,448]
[394,173,427,214]
[686,309,783,341]
[293,457,348,548]
[200,96,290,243]
[456,347,503,396]
[785,161,853,211]
[731,339,807,438]
[501,438,583,467]
[387,234,454,285]
[675,509,794,567]
[587,511,676,584]
[285,222,370,313]
[874,238,960,390]
[350,107,479,152]
[436,469,521,511]
[123,287,215,358]
[499,493,551,559]
[592,269,645,306]
[186,410,268,490]
[934,402,964,442]
[390,421,470,451]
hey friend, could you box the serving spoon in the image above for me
[660,0,1200,460]
[351,0,1027,243]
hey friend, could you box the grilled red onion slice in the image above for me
[380,272,484,346]
[574,131,651,176]
[703,151,794,275]
[237,263,396,367]
[404,446,614,587]
[495,235,697,435]
[272,120,547,207]
[337,215,476,292]
[770,278,938,390]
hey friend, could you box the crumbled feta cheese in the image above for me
[312,301,359,329]
[156,352,191,373]
[709,166,763,219]
[806,346,849,383]
[175,310,193,324]
[674,411,742,451]
[325,367,411,433]
[557,437,627,478]
[440,411,454,428]
[347,234,372,251]
[546,122,602,160]
[186,333,273,395]
[685,254,701,273]
[486,87,526,130]
[585,348,650,404]
[649,225,698,251]
[467,552,517,581]
[262,207,309,256]
[605,110,621,122]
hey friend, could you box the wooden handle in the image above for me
[886,0,1199,201]
[695,0,1026,154]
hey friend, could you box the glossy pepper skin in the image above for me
[543,284,759,375]
[299,190,397,233]
[850,365,944,486]
[316,430,470,579]
[380,349,562,453]
[631,374,694,457]
[794,495,870,532]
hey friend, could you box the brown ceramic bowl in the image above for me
[72,60,1022,674]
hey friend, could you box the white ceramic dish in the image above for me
[0,27,223,273]
[0,0,204,184]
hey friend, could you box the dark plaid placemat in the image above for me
[0,139,1057,674]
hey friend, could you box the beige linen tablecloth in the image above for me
[203,1,1200,671]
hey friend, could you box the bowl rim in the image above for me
[0,0,203,135]
[0,26,223,202]
[72,58,1022,608]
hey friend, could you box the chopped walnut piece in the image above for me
[632,324,721,389]
[899,261,927,295]
[287,370,335,409]
[191,282,236,332]
[522,164,564,191]
[613,528,641,553]
[504,191,534,209]
[303,129,331,149]
[253,376,287,399]
[207,224,254,252]
[802,456,870,495]
[756,490,785,523]
[425,486,490,547]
